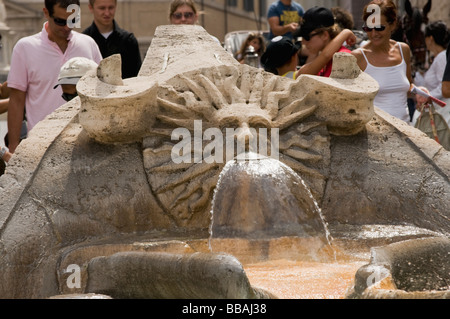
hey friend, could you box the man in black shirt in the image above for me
[83,0,142,78]
[442,44,450,98]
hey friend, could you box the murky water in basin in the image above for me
[244,260,366,299]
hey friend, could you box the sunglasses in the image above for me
[303,31,321,41]
[362,24,387,32]
[62,92,78,102]
[172,12,195,20]
[51,16,77,27]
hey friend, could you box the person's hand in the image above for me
[0,81,10,99]
[287,23,299,33]
[2,150,12,163]
[346,33,357,48]
[342,29,357,47]
[1,146,12,163]
[415,86,431,110]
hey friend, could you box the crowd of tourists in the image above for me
[1,0,450,176]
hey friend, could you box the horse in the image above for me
[392,0,432,77]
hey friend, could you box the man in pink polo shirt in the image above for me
[7,0,102,153]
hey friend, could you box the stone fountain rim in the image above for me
[1,93,449,230]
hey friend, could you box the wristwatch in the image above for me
[0,146,7,159]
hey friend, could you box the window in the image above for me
[259,0,267,17]
[243,0,254,12]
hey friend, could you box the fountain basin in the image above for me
[56,239,277,299]
[346,237,450,299]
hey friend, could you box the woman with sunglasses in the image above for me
[351,0,414,123]
[260,6,355,78]
[261,28,355,80]
[296,7,355,77]
[168,0,220,44]
[169,0,199,25]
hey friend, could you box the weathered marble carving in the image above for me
[347,237,450,299]
[77,50,378,226]
[78,53,378,143]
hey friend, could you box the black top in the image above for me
[83,20,142,78]
[443,45,450,82]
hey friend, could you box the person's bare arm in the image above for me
[297,29,356,76]
[350,48,367,71]
[400,43,414,86]
[442,81,450,98]
[0,81,10,99]
[268,16,299,37]
[0,98,8,114]
[7,88,26,153]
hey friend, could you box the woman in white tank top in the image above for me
[351,0,413,123]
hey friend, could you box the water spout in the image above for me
[209,152,335,262]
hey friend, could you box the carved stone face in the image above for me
[215,104,272,130]
[142,65,328,226]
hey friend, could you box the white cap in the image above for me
[54,57,98,89]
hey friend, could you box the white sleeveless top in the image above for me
[360,43,411,122]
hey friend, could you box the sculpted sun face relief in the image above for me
[77,51,378,226]
[170,120,280,164]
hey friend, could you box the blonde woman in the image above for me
[169,0,199,25]
[168,0,220,44]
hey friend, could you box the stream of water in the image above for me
[208,152,336,261]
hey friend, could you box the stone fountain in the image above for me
[0,25,449,299]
